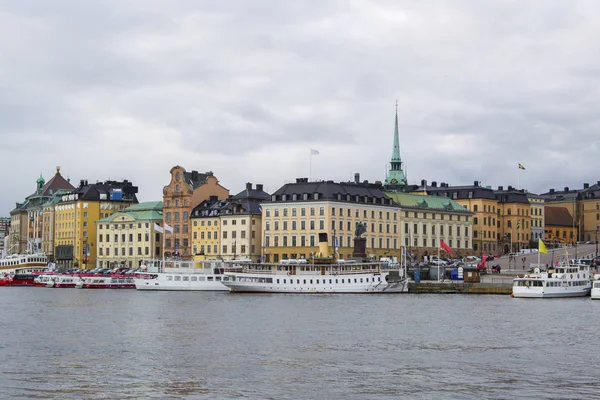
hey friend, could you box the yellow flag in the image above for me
[539,239,548,254]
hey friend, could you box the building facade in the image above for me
[385,191,473,260]
[544,206,576,246]
[162,166,229,259]
[495,187,531,254]
[262,179,407,263]
[54,179,138,269]
[527,193,545,242]
[0,217,10,257]
[424,181,497,255]
[190,183,269,261]
[95,201,163,269]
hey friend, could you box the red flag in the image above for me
[440,240,453,254]
[480,254,487,269]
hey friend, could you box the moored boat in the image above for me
[133,259,229,291]
[221,234,408,294]
[512,262,592,298]
[46,274,81,288]
[75,275,136,289]
[0,273,39,286]
[0,253,49,275]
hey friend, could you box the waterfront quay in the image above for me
[409,243,598,295]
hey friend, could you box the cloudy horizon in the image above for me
[2,0,600,214]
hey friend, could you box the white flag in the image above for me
[164,223,174,233]
[154,223,164,233]
[310,148,319,155]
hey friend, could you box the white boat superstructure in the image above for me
[0,253,48,275]
[46,274,81,288]
[591,274,600,300]
[512,262,592,298]
[222,260,409,294]
[134,259,229,291]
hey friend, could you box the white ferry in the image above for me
[221,238,408,294]
[46,274,81,288]
[76,275,136,289]
[512,262,591,298]
[591,274,600,300]
[0,253,49,275]
[133,259,229,291]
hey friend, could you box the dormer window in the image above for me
[313,193,319,200]
[282,194,287,201]
[292,194,297,201]
[271,195,276,201]
[337,193,342,201]
[303,193,308,201]
[346,195,350,201]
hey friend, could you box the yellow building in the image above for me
[54,179,138,269]
[495,186,532,253]
[95,202,163,269]
[544,206,576,245]
[191,183,269,261]
[191,198,223,259]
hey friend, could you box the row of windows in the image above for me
[272,193,391,205]
[98,233,160,243]
[165,211,189,221]
[265,207,467,222]
[165,239,189,248]
[98,223,151,230]
[165,199,189,207]
[264,235,468,250]
[98,247,151,256]
[405,223,468,237]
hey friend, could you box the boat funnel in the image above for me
[318,233,329,258]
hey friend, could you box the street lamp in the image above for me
[595,226,598,258]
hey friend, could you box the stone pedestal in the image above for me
[352,237,367,259]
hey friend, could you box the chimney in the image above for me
[550,189,555,193]
[256,184,264,192]
[191,170,199,181]
[508,186,513,191]
[432,181,437,187]
[354,173,360,184]
[80,179,85,187]
[474,180,479,187]
[498,186,503,191]
[564,187,569,192]
[246,182,252,190]
[584,183,589,189]
[421,179,427,187]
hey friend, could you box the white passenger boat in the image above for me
[0,253,49,275]
[591,274,600,300]
[512,262,592,298]
[222,237,408,294]
[133,259,229,291]
[46,274,81,288]
[75,275,136,289]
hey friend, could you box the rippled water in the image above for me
[1,288,599,399]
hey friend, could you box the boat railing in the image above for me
[225,262,386,275]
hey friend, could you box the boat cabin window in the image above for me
[191,276,197,281]
[182,276,189,281]
[174,276,181,281]
[208,277,213,281]
[166,276,173,281]
[216,277,221,281]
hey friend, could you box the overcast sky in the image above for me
[2,0,599,215]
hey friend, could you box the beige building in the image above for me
[527,193,545,241]
[96,202,164,269]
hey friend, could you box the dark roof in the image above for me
[494,190,530,204]
[270,178,393,206]
[233,184,270,201]
[191,199,229,218]
[65,180,139,202]
[183,170,212,190]
[425,184,496,201]
[222,200,262,216]
[545,206,574,227]
[540,182,600,202]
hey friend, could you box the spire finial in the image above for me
[395,99,398,113]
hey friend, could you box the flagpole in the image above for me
[309,151,312,181]
[437,243,440,282]
[537,239,540,269]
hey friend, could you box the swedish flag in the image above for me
[518,163,525,170]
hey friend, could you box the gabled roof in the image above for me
[191,198,229,218]
[27,167,75,199]
[545,206,574,227]
[233,187,270,201]
[494,190,530,204]
[183,170,212,190]
[385,192,470,213]
[424,184,497,201]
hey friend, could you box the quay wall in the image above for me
[408,281,512,295]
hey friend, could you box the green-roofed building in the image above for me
[385,191,474,261]
[95,201,164,269]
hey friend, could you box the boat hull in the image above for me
[512,287,591,298]
[222,272,409,294]
[133,276,228,291]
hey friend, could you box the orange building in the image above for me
[162,166,229,259]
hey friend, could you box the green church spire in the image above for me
[385,100,407,186]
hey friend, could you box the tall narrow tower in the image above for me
[384,100,407,187]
